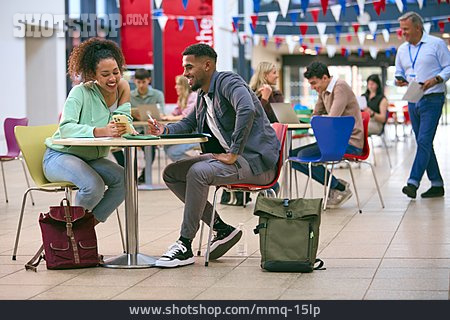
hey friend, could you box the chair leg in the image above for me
[116,209,126,253]
[303,163,310,198]
[309,162,313,198]
[19,157,35,205]
[381,135,392,169]
[323,164,328,200]
[205,187,220,267]
[197,221,205,257]
[323,163,334,211]
[0,161,7,203]
[370,136,377,166]
[294,167,299,199]
[346,161,362,214]
[365,161,385,208]
[12,188,32,260]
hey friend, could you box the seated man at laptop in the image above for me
[290,62,364,209]
[147,43,280,268]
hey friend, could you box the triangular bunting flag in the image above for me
[330,5,341,22]
[277,0,290,18]
[253,34,260,46]
[438,21,445,33]
[357,31,366,45]
[289,12,299,25]
[157,15,168,31]
[232,16,240,32]
[382,29,390,43]
[299,24,308,36]
[385,49,391,58]
[155,0,163,9]
[274,36,283,49]
[381,0,386,11]
[353,23,360,34]
[309,37,315,44]
[321,0,329,15]
[177,17,185,31]
[402,0,408,12]
[266,23,277,38]
[301,0,310,13]
[397,28,403,40]
[346,34,352,42]
[253,0,261,13]
[317,23,327,36]
[182,0,189,11]
[267,11,278,26]
[285,35,296,54]
[249,23,256,35]
[395,0,404,12]
[357,0,365,16]
[311,8,320,23]
[385,23,391,33]
[374,1,382,16]
[299,35,304,45]
[238,32,246,45]
[358,48,364,57]
[319,34,328,46]
[251,15,258,29]
[368,22,377,35]
[262,36,268,47]
[369,46,378,59]
[424,22,431,34]
[354,4,360,17]
[315,46,321,54]
[326,45,336,58]
[339,0,346,16]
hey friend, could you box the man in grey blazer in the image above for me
[147,44,280,268]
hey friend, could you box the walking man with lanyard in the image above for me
[395,12,450,199]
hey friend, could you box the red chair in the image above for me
[343,111,385,213]
[197,123,288,266]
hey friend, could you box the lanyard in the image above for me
[408,42,422,71]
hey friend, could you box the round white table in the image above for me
[52,136,207,268]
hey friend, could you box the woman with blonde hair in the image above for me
[162,75,198,161]
[249,61,284,123]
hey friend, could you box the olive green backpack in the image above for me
[253,195,325,272]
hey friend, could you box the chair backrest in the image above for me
[344,111,370,160]
[3,117,29,157]
[14,124,58,186]
[311,115,355,162]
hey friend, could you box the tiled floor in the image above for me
[0,124,449,300]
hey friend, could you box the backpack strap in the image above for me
[25,245,45,272]
[313,258,326,270]
[253,223,267,234]
[64,204,80,264]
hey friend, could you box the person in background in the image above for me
[290,61,364,209]
[147,44,280,268]
[395,11,450,199]
[44,37,130,225]
[161,75,199,162]
[249,61,284,123]
[362,74,388,135]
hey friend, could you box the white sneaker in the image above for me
[326,186,353,209]
[155,240,195,268]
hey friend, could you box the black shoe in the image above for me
[220,190,231,204]
[402,184,417,199]
[155,241,195,268]
[138,169,145,183]
[421,186,444,198]
[209,225,242,260]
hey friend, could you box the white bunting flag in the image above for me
[356,0,365,16]
[382,29,390,43]
[266,11,278,38]
[277,0,290,18]
[155,0,163,9]
[395,0,404,13]
[326,45,337,58]
[319,34,328,46]
[317,23,327,36]
[253,34,260,46]
[368,22,377,35]
[285,35,296,54]
[417,0,424,9]
[424,22,431,34]
[330,5,341,22]
[357,31,366,45]
[238,32,246,45]
[157,15,168,31]
[369,46,378,59]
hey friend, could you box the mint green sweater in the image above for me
[46,83,132,161]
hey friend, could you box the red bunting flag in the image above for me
[448,17,450,22]
[341,47,347,56]
[438,21,445,33]
[380,0,386,11]
[320,0,328,15]
[309,37,315,44]
[352,23,360,34]
[346,34,352,42]
[373,1,382,16]
[301,44,308,51]
[299,24,308,36]
[231,22,237,33]
[397,29,403,40]
[250,15,258,29]
[310,8,320,23]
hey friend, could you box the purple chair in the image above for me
[0,118,34,204]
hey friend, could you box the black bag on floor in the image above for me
[253,195,325,272]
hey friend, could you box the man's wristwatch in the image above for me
[435,75,443,84]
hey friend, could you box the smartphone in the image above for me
[395,76,408,83]
[112,115,133,134]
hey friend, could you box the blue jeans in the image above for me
[290,142,362,189]
[43,148,125,222]
[407,94,445,188]
[164,143,199,162]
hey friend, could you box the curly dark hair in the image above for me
[68,37,125,82]
[304,61,330,79]
[182,43,217,63]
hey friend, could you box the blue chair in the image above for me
[288,116,355,210]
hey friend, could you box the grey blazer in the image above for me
[165,71,280,175]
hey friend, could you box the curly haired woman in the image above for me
[44,37,132,225]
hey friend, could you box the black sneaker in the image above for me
[402,183,417,199]
[421,186,444,198]
[155,241,195,268]
[209,225,242,260]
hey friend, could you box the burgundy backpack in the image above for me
[25,198,100,271]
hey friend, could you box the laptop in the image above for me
[135,104,163,121]
[271,103,301,124]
